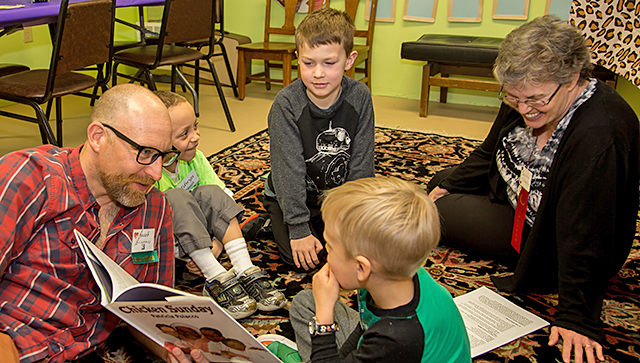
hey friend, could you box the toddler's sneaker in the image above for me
[238,266,288,312]
[204,269,257,319]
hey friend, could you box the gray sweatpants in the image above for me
[164,185,244,259]
[289,289,360,362]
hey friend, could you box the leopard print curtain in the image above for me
[569,0,640,89]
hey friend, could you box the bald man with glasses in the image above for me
[0,84,207,363]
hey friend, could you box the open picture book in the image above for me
[74,230,280,363]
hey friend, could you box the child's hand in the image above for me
[312,264,340,324]
[186,260,204,277]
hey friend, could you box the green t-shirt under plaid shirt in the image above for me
[155,150,225,192]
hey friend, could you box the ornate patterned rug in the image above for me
[95,127,639,363]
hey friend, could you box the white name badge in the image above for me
[177,169,199,191]
[519,167,533,193]
[132,228,155,253]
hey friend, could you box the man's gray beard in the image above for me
[97,169,154,207]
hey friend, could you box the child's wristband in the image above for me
[309,317,338,336]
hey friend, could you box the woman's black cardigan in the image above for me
[439,81,639,342]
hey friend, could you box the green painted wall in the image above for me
[223,0,640,115]
[2,1,638,115]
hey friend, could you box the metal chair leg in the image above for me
[195,59,200,97]
[171,65,177,92]
[112,63,119,86]
[178,65,187,93]
[218,42,238,98]
[144,69,157,90]
[30,101,57,146]
[206,58,235,132]
[91,63,104,106]
[45,99,53,120]
[132,69,145,85]
[55,97,63,146]
[174,69,199,117]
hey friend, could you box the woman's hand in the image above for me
[548,326,604,363]
[428,186,450,202]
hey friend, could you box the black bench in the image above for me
[401,34,619,118]
[401,34,503,117]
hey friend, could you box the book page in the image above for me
[115,283,192,302]
[75,229,141,302]
[454,286,549,357]
[76,233,114,304]
[75,230,194,303]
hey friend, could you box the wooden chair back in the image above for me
[323,0,376,46]
[235,0,322,99]
[325,0,377,87]
[264,0,301,41]
[347,0,376,48]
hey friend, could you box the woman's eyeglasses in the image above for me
[498,84,562,108]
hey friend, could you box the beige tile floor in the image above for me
[0,82,498,157]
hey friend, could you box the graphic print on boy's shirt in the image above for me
[305,121,352,192]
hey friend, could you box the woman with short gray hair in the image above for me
[493,15,593,87]
[428,15,638,363]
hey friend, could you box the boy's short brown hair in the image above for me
[295,7,355,55]
[321,177,441,278]
[154,90,189,109]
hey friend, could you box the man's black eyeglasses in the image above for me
[102,123,180,167]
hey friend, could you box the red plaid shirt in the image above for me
[0,145,175,363]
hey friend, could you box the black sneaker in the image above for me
[238,266,288,312]
[242,214,274,241]
[203,270,257,319]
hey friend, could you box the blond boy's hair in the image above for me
[321,177,440,278]
[154,90,189,110]
[295,7,355,55]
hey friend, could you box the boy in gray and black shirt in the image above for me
[262,7,375,271]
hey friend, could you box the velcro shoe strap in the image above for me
[241,270,269,285]
[209,276,242,296]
